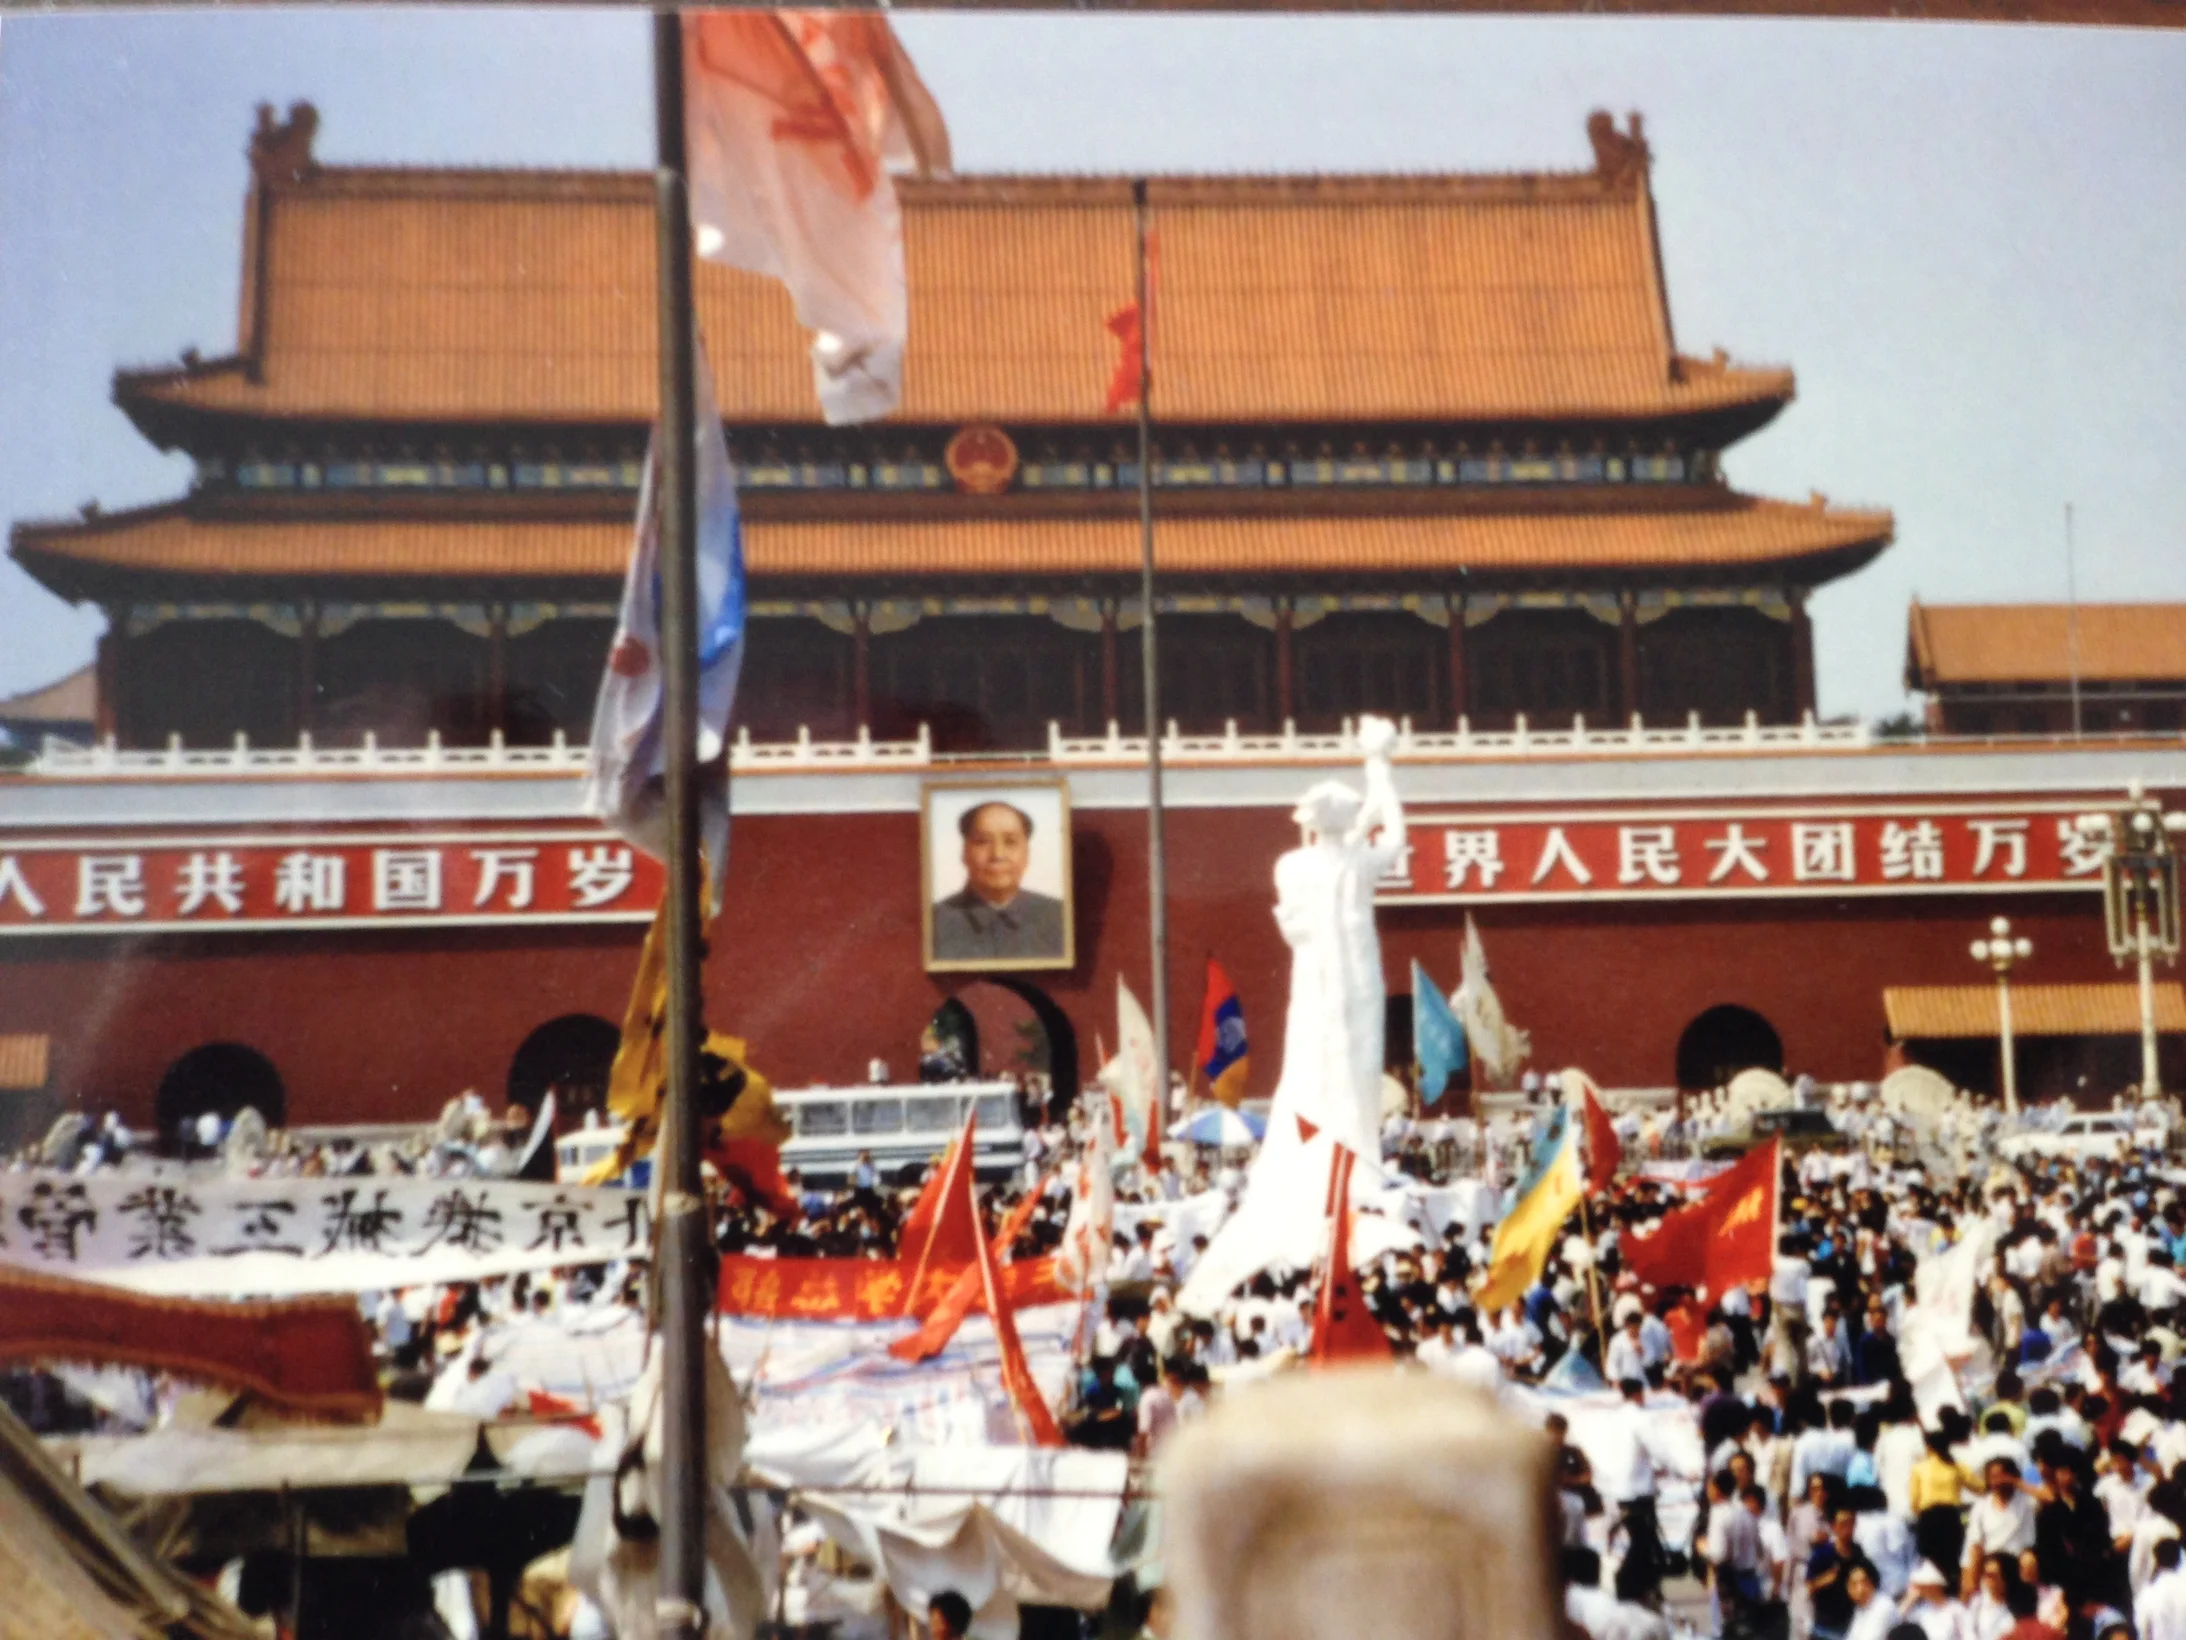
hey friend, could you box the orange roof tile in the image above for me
[124,168,1792,430]
[15,496,1889,587]
[1908,602,2186,689]
[1884,984,2186,1040]
[0,1035,50,1092]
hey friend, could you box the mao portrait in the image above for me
[922,782,1074,972]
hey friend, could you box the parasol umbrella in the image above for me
[1170,1108,1266,1148]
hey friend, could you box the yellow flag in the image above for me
[1474,1123,1582,1313]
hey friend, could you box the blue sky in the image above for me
[2,9,2182,721]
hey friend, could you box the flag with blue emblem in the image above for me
[1195,958,1251,1107]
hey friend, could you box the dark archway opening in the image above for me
[1675,1004,1785,1091]
[155,1043,287,1138]
[507,1014,620,1121]
[922,997,979,1082]
[938,978,1080,1122]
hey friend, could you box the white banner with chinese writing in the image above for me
[0,1171,650,1297]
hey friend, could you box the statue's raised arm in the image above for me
[1348,714,1407,868]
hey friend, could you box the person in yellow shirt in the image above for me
[1911,1428,1980,1582]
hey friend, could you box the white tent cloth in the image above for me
[747,1424,1129,1637]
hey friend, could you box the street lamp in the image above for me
[2075,782,2185,1099]
[1972,915,2034,1114]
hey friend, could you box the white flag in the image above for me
[581,336,746,907]
[1455,913,1531,1090]
[684,12,950,425]
[1110,978,1162,1161]
[1056,1094,1115,1295]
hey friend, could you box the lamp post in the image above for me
[1972,915,2033,1115]
[2075,783,2185,1099]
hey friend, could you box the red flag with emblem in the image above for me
[1309,1145,1389,1363]
[1620,1138,1780,1297]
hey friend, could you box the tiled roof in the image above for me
[1907,602,2186,689]
[13,496,1890,589]
[0,1035,50,1092]
[1884,984,2186,1040]
[120,167,1793,430]
[0,665,95,724]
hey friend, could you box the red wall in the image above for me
[0,802,2130,1129]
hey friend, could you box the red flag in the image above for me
[973,1183,1065,1445]
[707,1134,800,1220]
[1621,1138,1780,1297]
[1101,233,1159,415]
[896,1121,982,1310]
[1580,1080,1623,1194]
[1309,1146,1390,1364]
[889,1178,1049,1363]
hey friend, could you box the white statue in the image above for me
[1179,716,1413,1314]
[1272,714,1408,1162]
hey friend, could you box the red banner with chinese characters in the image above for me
[716,1254,1065,1323]
[0,829,662,934]
[1379,801,2115,905]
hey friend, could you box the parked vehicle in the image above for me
[1701,1106,1847,1161]
[1996,1110,2165,1164]
[776,1081,1026,1183]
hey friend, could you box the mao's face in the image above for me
[962,804,1030,902]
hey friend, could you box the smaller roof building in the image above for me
[1908,601,2186,737]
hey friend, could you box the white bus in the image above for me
[776,1081,1027,1184]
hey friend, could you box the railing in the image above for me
[1047,709,1871,762]
[20,712,2186,780]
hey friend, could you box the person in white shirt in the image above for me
[1639,1308,1674,1373]
[2097,1440,2152,1549]
[1901,1562,1968,1640]
[1843,1563,1899,1640]
[1594,1377,1687,1605]
[1488,1307,1543,1374]
[2138,1537,2186,1640]
[1704,1470,1763,1632]
[1960,1459,2036,1599]
[1606,1314,1649,1387]
[1791,1401,1860,1500]
[1442,1321,1505,1393]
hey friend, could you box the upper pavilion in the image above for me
[12,104,1893,754]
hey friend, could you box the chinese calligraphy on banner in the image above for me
[1381,804,2114,905]
[0,1172,650,1296]
[716,1253,1065,1322]
[0,831,661,934]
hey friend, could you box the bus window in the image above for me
[853,1099,905,1134]
[798,1102,849,1137]
[974,1094,1014,1130]
[907,1096,957,1132]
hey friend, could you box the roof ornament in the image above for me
[1585,110,1650,187]
[249,101,319,187]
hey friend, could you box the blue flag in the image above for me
[1411,959,1469,1100]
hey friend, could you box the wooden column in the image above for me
[94,617,123,743]
[297,600,320,740]
[1274,600,1295,725]
[1099,601,1118,727]
[1446,593,1469,726]
[852,604,873,732]
[486,602,510,740]
[1789,587,1816,721]
[1617,590,1641,723]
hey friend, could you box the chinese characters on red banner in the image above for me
[0,832,663,933]
[1381,806,2112,904]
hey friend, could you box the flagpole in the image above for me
[1131,178,1174,1128]
[650,15,711,1640]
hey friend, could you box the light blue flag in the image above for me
[1411,958,1469,1100]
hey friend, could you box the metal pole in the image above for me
[2065,502,2083,740]
[651,15,710,1640]
[2140,901,2162,1098]
[1997,970,2018,1116]
[1132,178,1173,1119]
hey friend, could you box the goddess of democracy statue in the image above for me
[1180,716,1410,1313]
